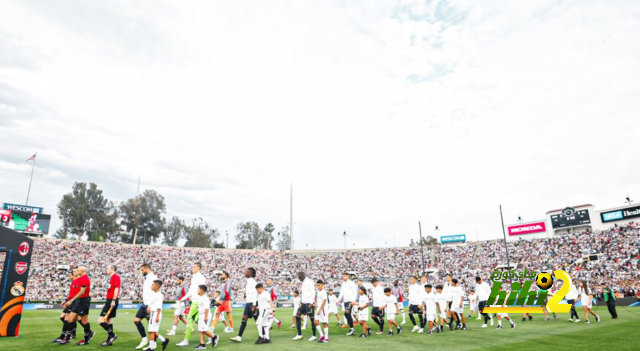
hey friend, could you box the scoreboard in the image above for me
[550,207,591,229]
[0,209,51,234]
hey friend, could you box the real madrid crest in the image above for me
[11,281,25,297]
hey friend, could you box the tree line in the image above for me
[55,182,292,250]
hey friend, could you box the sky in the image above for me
[1,0,639,249]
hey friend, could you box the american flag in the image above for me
[26,153,36,161]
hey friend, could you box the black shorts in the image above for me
[372,307,385,317]
[409,304,422,314]
[100,299,119,318]
[448,301,452,309]
[135,305,149,320]
[297,303,314,316]
[343,302,354,314]
[63,301,72,314]
[71,297,91,317]
[243,302,254,318]
[478,300,487,311]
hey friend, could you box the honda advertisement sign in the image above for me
[601,205,640,223]
[508,221,547,236]
[440,234,466,244]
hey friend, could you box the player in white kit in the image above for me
[449,278,467,330]
[145,280,169,351]
[383,287,402,336]
[435,285,448,333]
[327,289,340,325]
[468,289,479,319]
[314,280,330,343]
[255,283,275,344]
[353,286,372,338]
[418,284,440,336]
[577,280,600,323]
[194,285,219,349]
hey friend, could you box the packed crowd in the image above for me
[25,222,640,302]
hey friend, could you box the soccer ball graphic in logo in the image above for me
[536,272,553,290]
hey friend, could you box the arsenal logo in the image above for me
[19,241,30,256]
[16,262,28,274]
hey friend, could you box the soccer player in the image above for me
[98,264,121,346]
[211,271,234,333]
[177,262,207,347]
[435,285,448,333]
[255,283,275,344]
[266,277,282,329]
[495,286,516,329]
[167,276,189,336]
[565,280,580,322]
[194,285,220,349]
[353,286,372,338]
[475,276,493,328]
[60,266,94,346]
[292,271,317,341]
[211,291,229,332]
[391,280,407,324]
[418,275,429,332]
[443,274,459,327]
[577,280,599,323]
[52,269,78,343]
[230,267,258,343]
[328,289,341,325]
[418,284,440,336]
[135,263,158,350]
[290,290,301,328]
[407,276,424,333]
[145,280,170,351]
[370,278,386,334]
[337,272,358,336]
[468,289,479,319]
[314,280,330,343]
[383,287,402,336]
[450,278,466,330]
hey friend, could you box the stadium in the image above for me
[1,1,640,351]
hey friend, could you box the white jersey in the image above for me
[328,294,338,311]
[371,285,386,308]
[196,295,210,315]
[257,291,272,313]
[384,294,399,315]
[148,290,164,313]
[443,282,452,302]
[435,292,447,312]
[357,294,370,320]
[300,278,315,304]
[422,291,438,315]
[450,286,464,306]
[408,283,422,305]
[182,272,206,302]
[475,282,491,301]
[316,289,328,314]
[245,277,258,304]
[469,293,478,305]
[565,284,579,300]
[339,280,358,302]
[142,272,158,306]
[293,296,301,316]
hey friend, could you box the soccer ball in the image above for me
[536,272,553,290]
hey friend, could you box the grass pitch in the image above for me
[3,307,640,350]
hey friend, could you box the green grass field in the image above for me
[3,307,640,350]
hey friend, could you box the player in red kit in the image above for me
[99,264,121,346]
[60,266,95,345]
[52,269,79,343]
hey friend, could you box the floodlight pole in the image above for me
[419,221,425,274]
[499,205,511,269]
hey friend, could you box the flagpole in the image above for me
[26,152,37,206]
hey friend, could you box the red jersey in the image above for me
[67,279,79,300]
[106,274,121,299]
[73,274,91,299]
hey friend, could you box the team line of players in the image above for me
[50,262,535,350]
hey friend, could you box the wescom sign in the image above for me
[508,221,547,236]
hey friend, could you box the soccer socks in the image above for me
[100,322,115,338]
[402,311,406,323]
[418,314,424,328]
[498,320,502,327]
[238,319,248,337]
[171,324,177,332]
[296,315,303,335]
[324,327,329,338]
[149,340,157,350]
[309,317,317,337]
[264,327,270,340]
[157,334,166,342]
[134,321,146,338]
[185,319,194,339]
[409,313,417,326]
[379,317,385,331]
[344,312,354,330]
[80,321,92,342]
[317,325,324,337]
[257,325,264,338]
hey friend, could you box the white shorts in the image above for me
[498,313,509,318]
[386,313,396,321]
[293,307,299,317]
[452,306,463,314]
[174,303,185,316]
[148,312,162,333]
[198,316,211,332]
[357,311,369,321]
[426,313,436,322]
[256,310,273,327]
[316,311,329,324]
[470,303,478,311]
[440,312,447,319]
[581,298,592,309]
[328,306,338,314]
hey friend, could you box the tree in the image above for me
[119,189,166,244]
[234,222,276,249]
[56,182,119,241]
[276,225,292,250]
[410,235,438,247]
[163,216,185,246]
[184,217,220,248]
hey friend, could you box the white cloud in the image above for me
[1,0,639,248]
